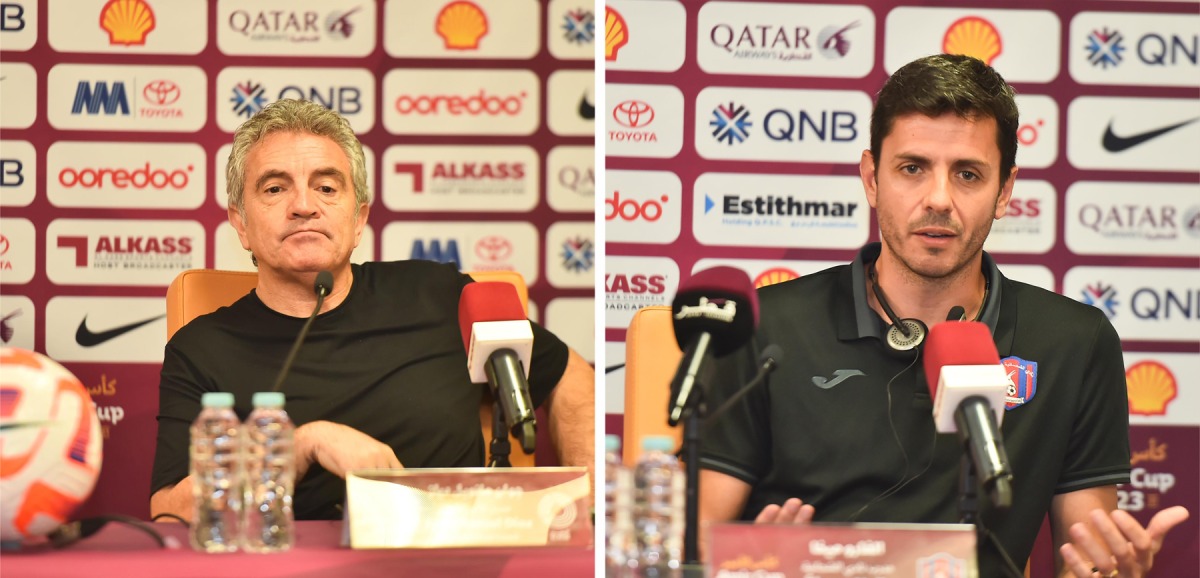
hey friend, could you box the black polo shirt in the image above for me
[701,243,1130,576]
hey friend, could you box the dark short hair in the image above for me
[870,54,1018,186]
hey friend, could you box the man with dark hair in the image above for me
[698,55,1187,577]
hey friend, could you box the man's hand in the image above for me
[295,420,403,479]
[754,497,815,525]
[1059,506,1189,578]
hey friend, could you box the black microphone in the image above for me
[271,271,333,393]
[704,344,783,426]
[947,305,966,321]
[667,267,759,426]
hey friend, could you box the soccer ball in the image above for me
[0,348,103,542]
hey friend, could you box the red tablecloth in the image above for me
[1,521,595,577]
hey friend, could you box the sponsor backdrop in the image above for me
[603,0,1198,575]
[0,0,596,520]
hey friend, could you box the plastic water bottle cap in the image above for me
[200,392,235,408]
[642,435,674,453]
[251,391,286,408]
[605,434,621,453]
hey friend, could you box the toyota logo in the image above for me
[0,235,8,256]
[612,100,654,128]
[475,236,513,262]
[143,80,181,106]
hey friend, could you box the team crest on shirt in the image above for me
[1002,356,1038,410]
[916,552,966,578]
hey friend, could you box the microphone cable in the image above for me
[704,345,782,427]
[271,271,334,393]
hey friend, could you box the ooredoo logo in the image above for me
[396,89,527,116]
[943,16,1002,65]
[46,142,207,210]
[606,190,668,222]
[58,162,193,190]
[612,100,654,128]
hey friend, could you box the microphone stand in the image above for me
[488,399,512,468]
[681,392,705,567]
[957,454,979,525]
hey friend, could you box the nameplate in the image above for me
[709,522,977,578]
[345,467,592,549]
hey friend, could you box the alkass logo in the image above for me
[101,0,156,46]
[474,235,512,262]
[433,162,525,181]
[436,1,488,50]
[1126,360,1177,416]
[142,80,180,106]
[606,273,666,295]
[943,16,1002,65]
[711,102,753,145]
[562,9,595,44]
[58,162,194,191]
[754,267,799,288]
[606,190,668,222]
[605,6,629,61]
[396,89,527,116]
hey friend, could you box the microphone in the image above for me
[668,267,759,426]
[458,282,536,455]
[271,270,334,393]
[946,305,965,321]
[704,344,782,426]
[923,321,1014,509]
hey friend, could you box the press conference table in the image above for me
[2,521,595,578]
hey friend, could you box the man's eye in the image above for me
[959,171,979,181]
[265,185,284,194]
[902,165,920,174]
[317,186,336,194]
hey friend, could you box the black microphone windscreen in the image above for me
[314,270,334,297]
[759,344,783,366]
[946,305,965,321]
[671,266,758,356]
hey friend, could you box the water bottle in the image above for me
[634,436,685,576]
[189,392,242,552]
[241,392,296,553]
[605,435,635,577]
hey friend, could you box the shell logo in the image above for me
[605,6,629,62]
[942,16,1002,65]
[753,267,799,289]
[1125,360,1177,416]
[436,1,488,50]
[99,0,156,46]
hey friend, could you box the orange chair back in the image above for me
[622,306,684,465]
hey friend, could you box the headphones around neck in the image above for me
[869,265,986,354]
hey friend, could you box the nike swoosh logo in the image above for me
[812,369,865,389]
[578,95,595,120]
[1102,117,1198,152]
[75,314,165,347]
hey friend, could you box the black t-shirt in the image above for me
[701,244,1130,577]
[152,260,569,520]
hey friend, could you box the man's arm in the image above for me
[545,348,594,474]
[1054,486,1190,578]
[1051,486,1118,577]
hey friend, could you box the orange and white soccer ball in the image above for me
[0,348,103,542]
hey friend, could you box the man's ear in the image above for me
[228,205,251,251]
[994,166,1018,220]
[353,202,369,248]
[860,150,879,209]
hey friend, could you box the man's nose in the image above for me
[925,172,954,212]
[289,188,318,217]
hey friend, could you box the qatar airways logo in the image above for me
[1065,182,1198,257]
[383,69,539,135]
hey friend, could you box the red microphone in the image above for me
[458,282,535,455]
[923,321,1013,509]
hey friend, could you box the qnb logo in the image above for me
[1,3,28,33]
[101,0,156,46]
[474,235,512,263]
[1132,33,1198,67]
[710,102,752,145]
[58,163,194,190]
[561,237,594,273]
[231,81,268,118]
[142,80,181,106]
[762,109,858,142]
[72,81,129,115]
[1,158,24,188]
[943,16,1002,65]
[1081,282,1119,318]
[395,90,526,116]
[1086,27,1125,69]
[606,190,668,222]
[1129,288,1198,321]
[562,9,595,45]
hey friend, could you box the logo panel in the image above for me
[0,0,38,51]
[545,221,594,289]
[605,0,686,72]
[984,180,1057,255]
[0,294,35,350]
[1013,95,1059,170]
[1125,353,1198,426]
[1067,97,1200,172]
[46,64,206,132]
[605,255,679,329]
[380,221,539,285]
[46,142,206,210]
[693,258,844,289]
[46,219,206,286]
[216,0,376,57]
[605,170,682,245]
[382,69,539,136]
[693,173,869,249]
[1066,182,1200,257]
[215,67,375,133]
[381,145,538,212]
[547,69,594,137]
[547,0,594,60]
[546,145,594,213]
[0,218,36,285]
[697,2,875,78]
[1063,266,1199,342]
[0,62,37,129]
[545,298,594,362]
[45,297,166,363]
[0,140,36,207]
[384,0,539,59]
[1070,12,1200,87]
[885,8,1060,83]
[695,87,871,163]
[607,83,685,159]
[48,0,207,54]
